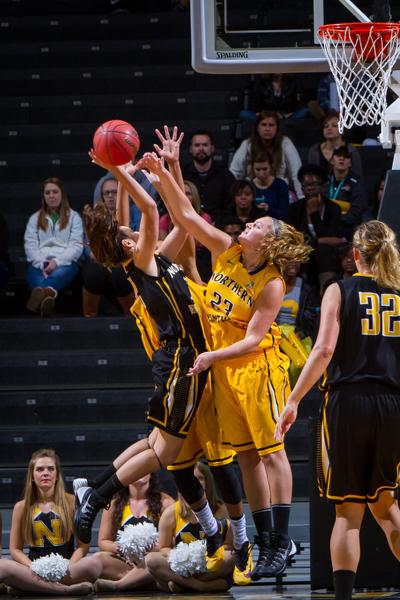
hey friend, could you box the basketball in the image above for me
[93,119,140,166]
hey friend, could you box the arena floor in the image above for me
[7,588,400,599]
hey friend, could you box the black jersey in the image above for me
[325,274,400,389]
[124,254,206,351]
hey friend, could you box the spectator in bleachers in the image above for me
[182,130,235,222]
[288,165,345,294]
[94,168,164,226]
[328,145,368,240]
[370,173,386,219]
[0,448,101,595]
[224,180,265,227]
[159,179,212,283]
[307,110,363,178]
[216,215,244,245]
[310,73,340,118]
[24,177,83,318]
[91,473,174,593]
[250,150,290,221]
[0,212,13,292]
[229,110,303,200]
[276,260,318,386]
[247,73,308,120]
[82,175,135,317]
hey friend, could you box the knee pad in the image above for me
[172,466,205,505]
[210,463,243,505]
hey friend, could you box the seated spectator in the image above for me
[82,175,135,317]
[216,215,244,245]
[328,145,368,239]
[93,474,174,593]
[229,110,303,200]
[0,212,13,293]
[94,167,164,227]
[288,165,345,294]
[276,261,319,386]
[336,242,357,279]
[159,180,212,239]
[24,177,83,318]
[145,462,234,594]
[250,150,290,221]
[370,172,387,219]
[247,73,307,120]
[0,449,101,595]
[224,180,266,226]
[182,130,235,222]
[309,73,340,118]
[307,110,363,178]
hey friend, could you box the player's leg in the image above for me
[330,501,366,600]
[368,490,400,560]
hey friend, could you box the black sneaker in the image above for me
[74,486,106,544]
[205,518,229,571]
[258,534,297,577]
[250,532,272,581]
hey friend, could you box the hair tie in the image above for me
[272,218,279,237]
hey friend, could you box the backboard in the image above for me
[191,0,400,73]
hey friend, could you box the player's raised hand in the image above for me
[154,125,184,165]
[88,148,112,171]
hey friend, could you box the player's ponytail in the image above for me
[259,220,312,272]
[353,220,400,291]
[83,202,127,267]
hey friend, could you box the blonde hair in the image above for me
[353,220,400,290]
[183,180,202,214]
[21,449,73,546]
[259,219,312,272]
[37,177,71,232]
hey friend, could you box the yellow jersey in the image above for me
[205,245,284,354]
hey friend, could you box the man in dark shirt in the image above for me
[182,130,235,222]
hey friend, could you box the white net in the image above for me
[318,23,400,132]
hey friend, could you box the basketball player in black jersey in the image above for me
[276,220,400,600]
[74,150,241,570]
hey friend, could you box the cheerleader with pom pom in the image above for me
[92,473,174,593]
[146,463,235,593]
[0,449,101,596]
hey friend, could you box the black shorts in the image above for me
[148,342,208,438]
[317,382,400,503]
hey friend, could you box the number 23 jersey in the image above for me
[325,274,400,389]
[205,244,283,354]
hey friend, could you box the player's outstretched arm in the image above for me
[138,153,231,263]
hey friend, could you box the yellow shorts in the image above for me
[212,348,290,456]
[168,378,235,471]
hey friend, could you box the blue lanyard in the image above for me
[329,177,346,200]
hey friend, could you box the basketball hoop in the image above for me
[318,22,400,132]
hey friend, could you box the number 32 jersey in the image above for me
[325,274,400,389]
[205,244,284,354]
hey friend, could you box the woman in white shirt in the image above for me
[24,177,83,317]
[229,110,303,200]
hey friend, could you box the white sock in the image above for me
[193,502,218,536]
[230,514,248,550]
[76,486,91,503]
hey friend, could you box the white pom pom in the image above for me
[30,553,69,582]
[168,540,207,577]
[116,522,158,563]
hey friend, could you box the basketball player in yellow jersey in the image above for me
[139,146,311,581]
